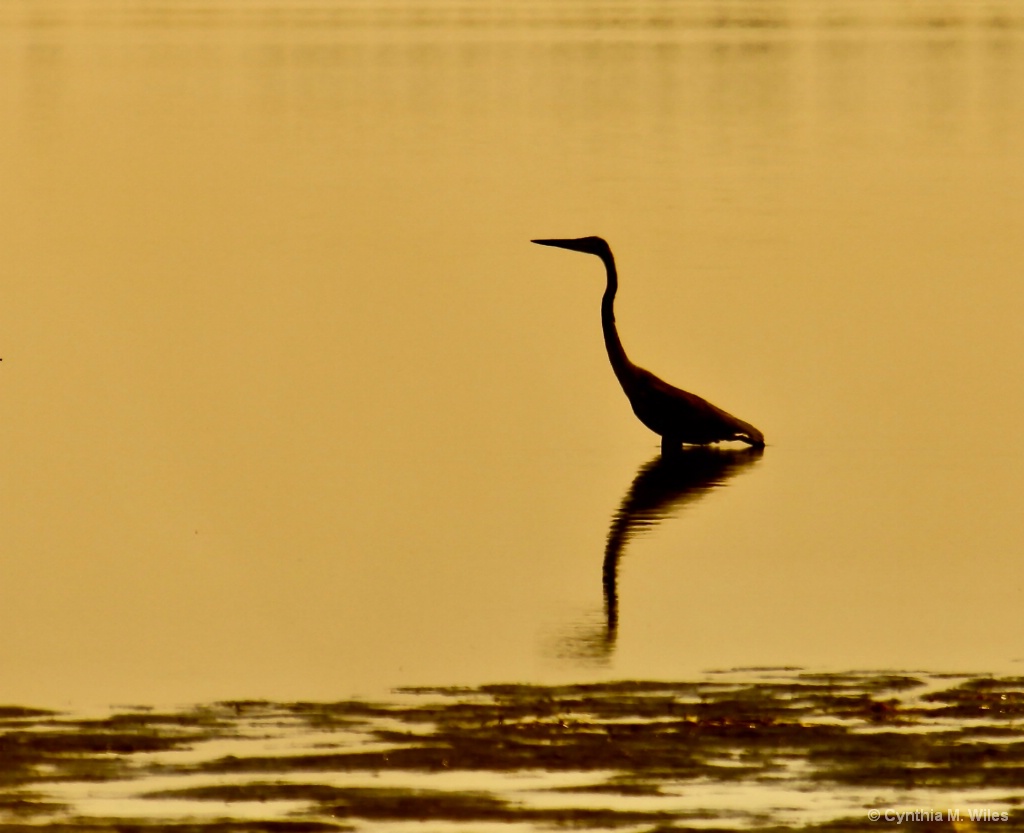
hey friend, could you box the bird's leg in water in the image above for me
[660,435,682,457]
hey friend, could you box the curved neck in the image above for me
[599,253,634,385]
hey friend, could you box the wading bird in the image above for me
[532,236,765,453]
[602,446,762,644]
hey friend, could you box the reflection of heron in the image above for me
[603,446,763,646]
[532,237,764,453]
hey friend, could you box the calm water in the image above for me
[1,1,1023,712]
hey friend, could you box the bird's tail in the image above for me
[732,418,765,448]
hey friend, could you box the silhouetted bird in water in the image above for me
[532,236,764,453]
[551,446,763,666]
[602,446,763,644]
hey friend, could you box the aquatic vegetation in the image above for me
[2,671,1024,830]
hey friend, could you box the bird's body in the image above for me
[532,236,765,451]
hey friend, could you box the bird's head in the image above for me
[531,236,612,260]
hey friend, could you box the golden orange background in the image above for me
[1,0,1022,707]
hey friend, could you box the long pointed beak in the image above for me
[531,238,588,252]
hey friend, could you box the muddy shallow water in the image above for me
[4,669,1024,831]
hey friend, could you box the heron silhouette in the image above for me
[602,446,763,643]
[550,446,763,665]
[532,236,765,453]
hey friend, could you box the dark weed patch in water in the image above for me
[4,671,1024,830]
[146,782,676,827]
[0,824,341,833]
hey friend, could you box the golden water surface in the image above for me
[1,0,1023,708]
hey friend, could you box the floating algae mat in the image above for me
[3,670,1024,831]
